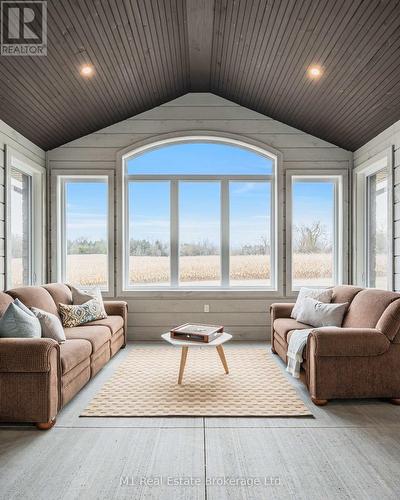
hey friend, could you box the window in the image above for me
[128,181,170,286]
[354,150,393,290]
[6,147,45,288]
[122,139,276,290]
[9,168,31,287]
[367,169,388,288]
[57,174,113,291]
[180,181,221,286]
[230,182,271,286]
[287,171,346,291]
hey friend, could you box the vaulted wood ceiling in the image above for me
[1,0,400,151]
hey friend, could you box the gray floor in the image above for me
[1,342,400,500]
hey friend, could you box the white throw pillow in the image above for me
[70,285,107,317]
[296,298,348,328]
[31,307,66,344]
[291,287,333,320]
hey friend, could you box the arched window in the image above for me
[122,138,277,290]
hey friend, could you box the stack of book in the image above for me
[170,323,224,343]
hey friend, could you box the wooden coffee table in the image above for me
[161,332,233,384]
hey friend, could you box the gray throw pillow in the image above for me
[14,298,36,317]
[291,287,333,319]
[296,298,348,328]
[0,301,41,338]
[70,285,107,317]
[31,307,66,344]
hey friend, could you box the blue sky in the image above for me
[66,144,334,246]
[292,181,334,243]
[127,142,273,175]
[66,182,108,241]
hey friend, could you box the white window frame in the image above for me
[117,135,281,295]
[353,147,394,290]
[286,169,349,296]
[52,170,114,296]
[5,145,46,288]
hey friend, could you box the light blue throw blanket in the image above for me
[287,327,338,378]
[286,329,312,378]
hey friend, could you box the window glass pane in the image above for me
[65,180,108,289]
[230,182,271,286]
[179,182,221,286]
[367,169,388,289]
[127,142,273,175]
[10,168,31,287]
[292,179,335,288]
[128,182,170,286]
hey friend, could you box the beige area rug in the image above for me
[81,347,312,417]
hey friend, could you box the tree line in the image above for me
[62,221,385,256]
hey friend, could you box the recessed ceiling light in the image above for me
[80,64,95,78]
[307,65,322,79]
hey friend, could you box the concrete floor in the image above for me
[1,342,400,500]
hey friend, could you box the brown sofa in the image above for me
[271,285,400,406]
[0,283,127,429]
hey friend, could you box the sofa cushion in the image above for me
[6,287,59,318]
[60,339,92,375]
[0,292,13,316]
[85,316,124,335]
[64,325,111,353]
[342,289,400,329]
[42,283,73,307]
[332,285,362,304]
[274,318,312,343]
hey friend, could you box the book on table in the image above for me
[170,323,224,343]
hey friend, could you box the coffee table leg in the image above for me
[178,346,189,384]
[216,345,229,374]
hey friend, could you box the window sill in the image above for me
[116,288,284,300]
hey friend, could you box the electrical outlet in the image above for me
[204,304,210,313]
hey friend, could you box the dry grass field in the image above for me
[12,253,386,288]
[59,253,337,287]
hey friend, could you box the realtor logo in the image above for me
[1,1,47,55]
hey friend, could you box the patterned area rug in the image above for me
[81,347,312,417]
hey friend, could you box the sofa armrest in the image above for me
[309,328,390,357]
[103,301,128,345]
[270,303,294,321]
[103,300,128,319]
[0,338,60,372]
[0,338,61,424]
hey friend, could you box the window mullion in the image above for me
[124,178,130,290]
[60,178,66,283]
[170,180,179,287]
[221,180,229,287]
[333,180,338,284]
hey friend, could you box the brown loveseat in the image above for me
[0,283,127,429]
[271,285,400,406]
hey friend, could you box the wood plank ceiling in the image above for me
[0,0,400,151]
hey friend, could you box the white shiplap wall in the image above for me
[48,93,352,340]
[0,120,46,291]
[353,119,400,291]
